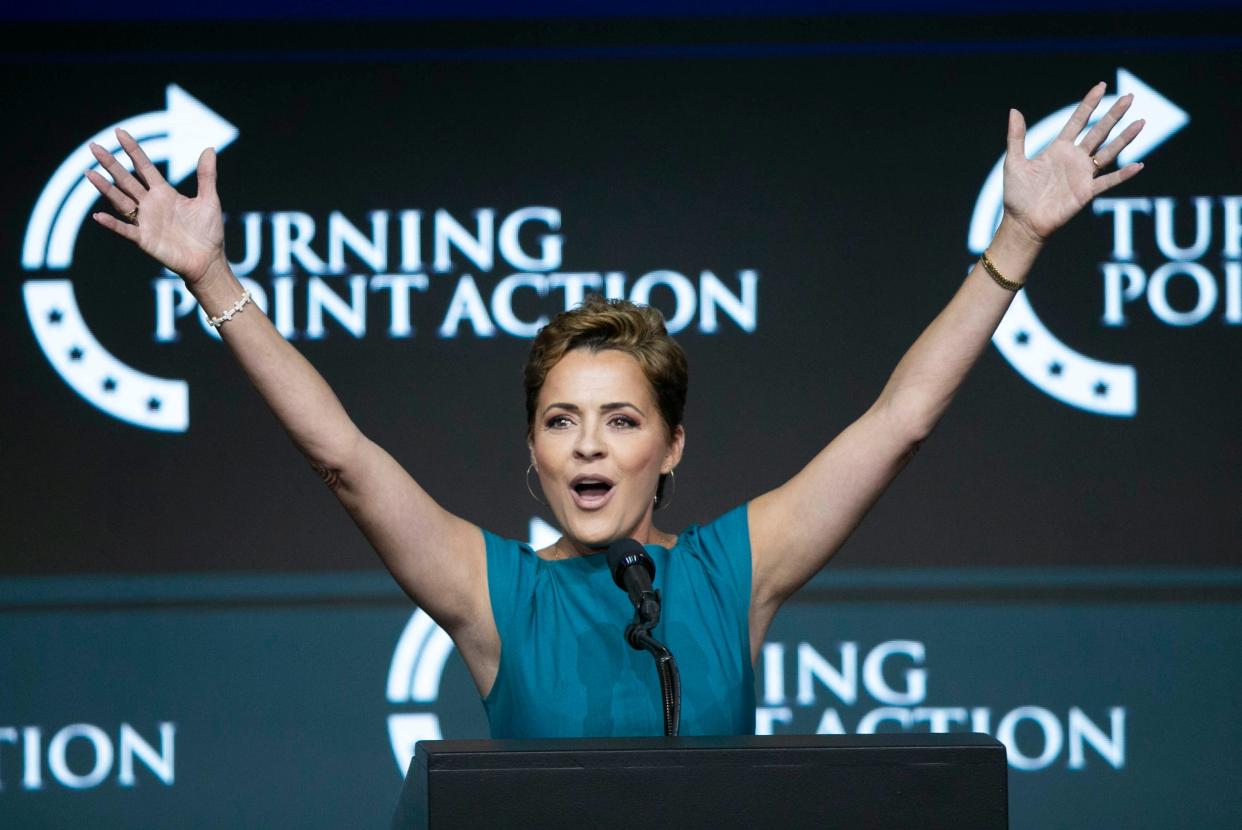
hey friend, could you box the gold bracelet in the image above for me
[980,250,1025,292]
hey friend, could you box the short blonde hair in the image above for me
[524,296,687,506]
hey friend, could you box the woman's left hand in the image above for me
[1002,82,1146,245]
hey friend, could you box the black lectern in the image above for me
[392,733,1007,829]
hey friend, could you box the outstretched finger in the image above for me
[1006,108,1027,161]
[1057,81,1107,142]
[1092,162,1144,197]
[92,209,141,243]
[116,128,168,188]
[85,168,138,217]
[195,147,218,200]
[89,141,147,204]
[1080,93,1134,155]
[1092,118,1145,168]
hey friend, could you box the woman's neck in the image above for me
[546,527,678,560]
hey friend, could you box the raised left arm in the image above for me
[747,83,1146,657]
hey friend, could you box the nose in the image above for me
[572,419,607,460]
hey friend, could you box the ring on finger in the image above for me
[1090,156,1104,172]
[121,206,139,225]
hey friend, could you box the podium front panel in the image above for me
[394,733,1008,829]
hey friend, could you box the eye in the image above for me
[608,415,639,429]
[545,414,574,429]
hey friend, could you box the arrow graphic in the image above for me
[21,85,239,432]
[967,68,1188,417]
[23,84,238,269]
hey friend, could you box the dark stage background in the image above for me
[2,8,1240,829]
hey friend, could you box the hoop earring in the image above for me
[655,468,676,511]
[526,464,547,506]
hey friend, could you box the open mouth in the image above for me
[570,476,615,510]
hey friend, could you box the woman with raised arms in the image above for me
[87,83,1144,738]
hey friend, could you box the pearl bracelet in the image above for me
[207,290,253,328]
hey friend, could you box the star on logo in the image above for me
[1014,330,1030,345]
[1048,361,1063,377]
[1093,381,1109,397]
[102,377,117,392]
[48,309,64,324]
[69,346,84,361]
[147,397,162,412]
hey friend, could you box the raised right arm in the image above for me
[87,130,500,693]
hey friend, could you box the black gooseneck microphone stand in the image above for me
[606,541,681,737]
[626,607,681,737]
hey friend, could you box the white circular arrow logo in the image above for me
[968,68,1188,417]
[21,84,239,432]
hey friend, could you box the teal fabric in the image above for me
[482,503,756,739]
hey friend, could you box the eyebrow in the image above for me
[541,402,647,417]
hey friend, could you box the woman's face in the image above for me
[530,348,684,550]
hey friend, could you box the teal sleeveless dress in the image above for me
[481,503,756,738]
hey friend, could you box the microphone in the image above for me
[605,538,680,735]
[605,539,660,626]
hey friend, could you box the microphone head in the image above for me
[605,538,655,590]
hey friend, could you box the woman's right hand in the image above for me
[87,128,226,287]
